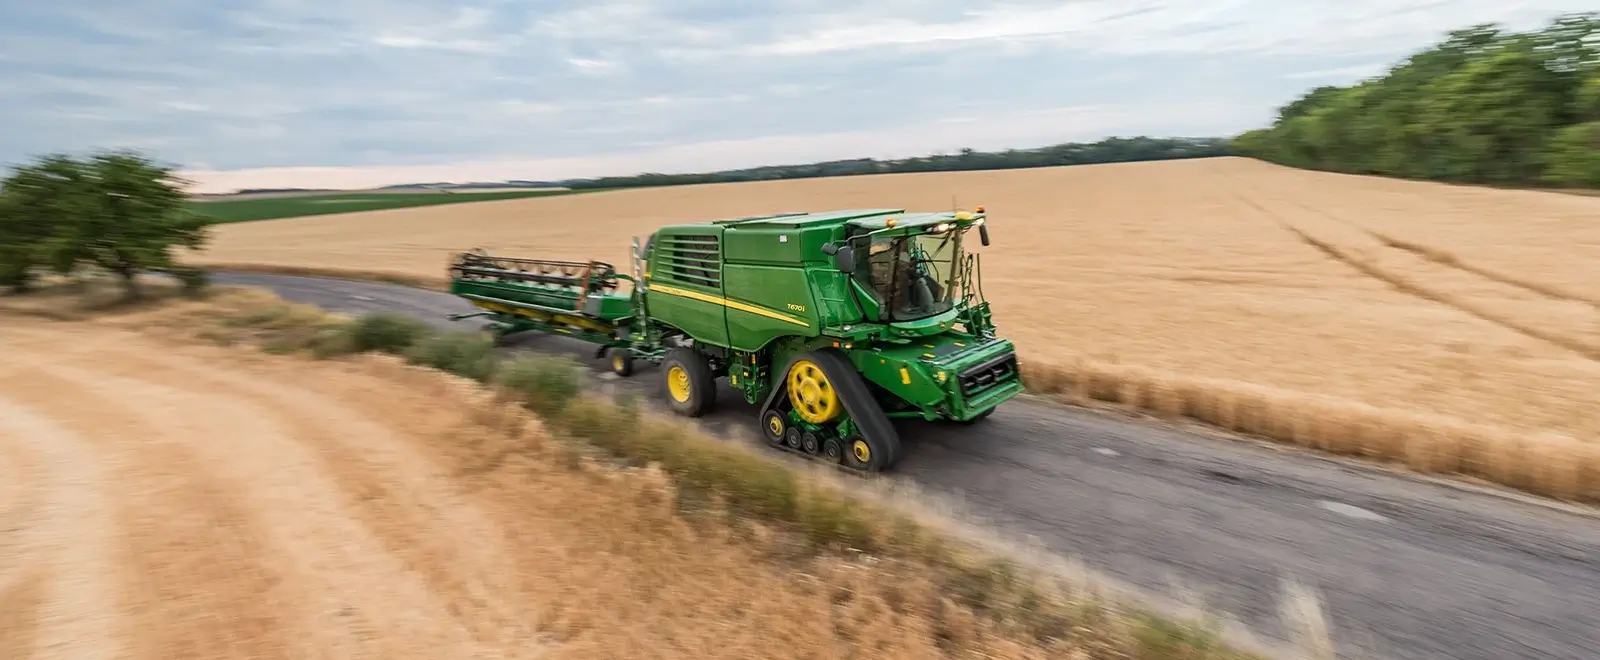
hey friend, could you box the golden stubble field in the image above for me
[190,157,1600,496]
[4,297,1146,660]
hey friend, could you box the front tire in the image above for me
[660,347,716,417]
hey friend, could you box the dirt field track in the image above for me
[191,157,1600,450]
[1,314,1120,660]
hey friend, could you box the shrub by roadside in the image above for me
[346,312,433,354]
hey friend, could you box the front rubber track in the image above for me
[761,348,902,472]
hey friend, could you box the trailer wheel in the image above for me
[608,349,634,377]
[661,347,716,417]
[480,328,512,347]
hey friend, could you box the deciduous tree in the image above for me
[0,149,215,298]
[1230,12,1600,190]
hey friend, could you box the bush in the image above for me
[1543,121,1600,187]
[403,330,498,381]
[168,267,210,297]
[348,313,434,354]
[306,324,361,358]
[0,256,35,294]
[494,354,584,416]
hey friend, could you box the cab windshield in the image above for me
[853,228,962,322]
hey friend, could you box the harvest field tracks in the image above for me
[1221,168,1600,362]
[189,188,585,223]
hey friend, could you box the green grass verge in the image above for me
[190,190,583,223]
[226,308,1284,659]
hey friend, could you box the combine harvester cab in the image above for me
[446,207,1024,473]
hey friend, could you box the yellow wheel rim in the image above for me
[786,359,840,424]
[851,439,871,464]
[612,355,624,371]
[767,414,785,437]
[666,365,692,403]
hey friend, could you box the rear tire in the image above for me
[660,347,716,417]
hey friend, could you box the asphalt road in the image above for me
[214,271,1600,660]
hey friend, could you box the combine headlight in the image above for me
[931,222,953,233]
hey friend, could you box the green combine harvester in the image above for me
[445,208,1023,472]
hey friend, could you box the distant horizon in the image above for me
[176,132,1237,195]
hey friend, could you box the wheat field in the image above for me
[0,305,1079,660]
[188,156,1600,500]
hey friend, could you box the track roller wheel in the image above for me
[843,435,877,470]
[660,347,716,417]
[761,410,788,446]
[822,437,844,463]
[784,426,802,450]
[608,349,634,377]
[800,430,821,455]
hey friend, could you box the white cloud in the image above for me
[567,57,623,75]
[747,0,1598,58]
[0,0,1593,190]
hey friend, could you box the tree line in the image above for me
[1232,12,1600,188]
[557,136,1235,190]
[0,150,214,297]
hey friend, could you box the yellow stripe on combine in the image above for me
[646,283,811,328]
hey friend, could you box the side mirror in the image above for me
[978,223,991,246]
[834,245,856,272]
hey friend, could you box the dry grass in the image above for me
[0,281,1318,659]
[182,156,1600,503]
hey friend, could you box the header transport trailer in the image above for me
[445,207,1024,473]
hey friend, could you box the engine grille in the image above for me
[958,351,1020,396]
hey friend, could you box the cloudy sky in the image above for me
[0,1,1591,192]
